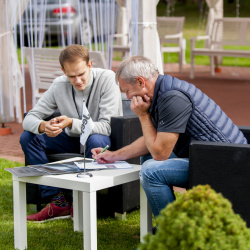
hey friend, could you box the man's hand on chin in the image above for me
[131,94,151,117]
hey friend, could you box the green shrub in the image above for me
[138,185,250,250]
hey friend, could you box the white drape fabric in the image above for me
[156,0,164,75]
[115,0,126,8]
[136,0,163,74]
[115,0,163,74]
[80,101,94,147]
[17,0,118,115]
[205,0,220,9]
[0,0,29,123]
[205,0,223,36]
[205,0,223,61]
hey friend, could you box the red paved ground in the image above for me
[1,62,250,164]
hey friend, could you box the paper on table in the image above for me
[5,158,93,177]
[74,161,133,170]
[5,166,48,177]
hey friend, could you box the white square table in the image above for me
[12,159,152,250]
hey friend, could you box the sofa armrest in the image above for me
[189,140,250,226]
[238,125,250,142]
[110,116,142,164]
[189,140,250,187]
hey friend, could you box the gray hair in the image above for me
[115,56,159,85]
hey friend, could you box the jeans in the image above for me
[139,152,189,218]
[20,131,111,198]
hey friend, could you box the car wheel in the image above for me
[81,20,93,46]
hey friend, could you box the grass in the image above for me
[16,2,250,67]
[157,1,250,66]
[0,157,144,249]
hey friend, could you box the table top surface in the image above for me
[12,158,141,192]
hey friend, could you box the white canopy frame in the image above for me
[0,0,29,124]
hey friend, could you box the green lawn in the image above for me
[0,158,147,250]
[17,2,250,68]
[156,1,250,66]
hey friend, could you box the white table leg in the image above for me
[140,184,152,242]
[73,190,83,231]
[13,180,27,250]
[83,191,97,250]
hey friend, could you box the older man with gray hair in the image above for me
[92,55,247,218]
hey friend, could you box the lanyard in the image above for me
[71,80,95,119]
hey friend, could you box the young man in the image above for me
[20,44,122,221]
[92,55,247,218]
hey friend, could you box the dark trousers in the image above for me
[20,131,111,198]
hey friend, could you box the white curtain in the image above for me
[0,0,29,123]
[205,0,222,10]
[115,0,126,8]
[115,0,162,73]
[205,0,223,63]
[205,0,223,36]
[156,0,163,74]
[115,0,129,47]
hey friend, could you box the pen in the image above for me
[93,145,109,161]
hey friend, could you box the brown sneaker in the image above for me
[27,202,71,222]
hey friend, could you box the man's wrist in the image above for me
[113,149,126,161]
[138,112,150,120]
[38,121,47,133]
[67,118,73,129]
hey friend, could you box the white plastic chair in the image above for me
[23,47,62,106]
[157,17,185,73]
[112,33,130,57]
[89,51,108,69]
[23,47,108,105]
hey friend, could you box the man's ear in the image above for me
[88,60,93,69]
[61,67,66,75]
[137,76,146,88]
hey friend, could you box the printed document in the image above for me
[75,161,133,170]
